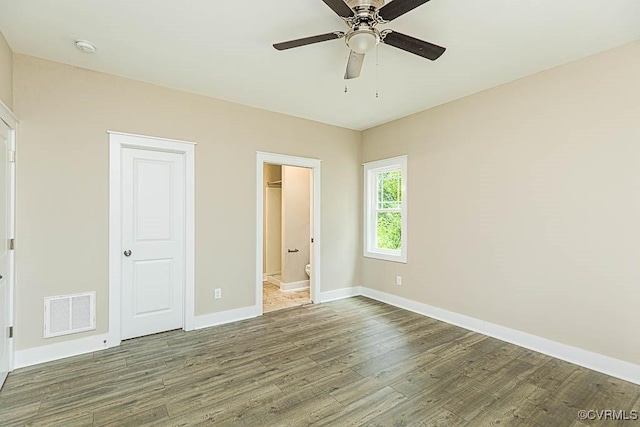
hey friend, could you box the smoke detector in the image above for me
[75,40,96,54]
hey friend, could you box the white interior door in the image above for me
[121,148,185,340]
[0,118,12,387]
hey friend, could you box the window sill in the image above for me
[363,252,407,264]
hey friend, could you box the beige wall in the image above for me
[0,32,12,109]
[282,166,311,284]
[361,41,640,365]
[12,39,639,366]
[13,54,361,350]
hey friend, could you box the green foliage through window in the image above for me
[376,170,402,250]
[377,171,402,209]
[377,212,401,250]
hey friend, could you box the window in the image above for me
[364,155,407,263]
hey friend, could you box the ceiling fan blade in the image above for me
[378,0,431,22]
[273,32,345,51]
[322,0,354,18]
[344,50,365,79]
[382,31,446,60]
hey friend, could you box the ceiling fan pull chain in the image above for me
[376,44,379,99]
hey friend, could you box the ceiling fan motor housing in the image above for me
[346,0,385,12]
[344,0,384,53]
[346,0,385,21]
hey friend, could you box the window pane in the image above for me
[377,171,402,209]
[377,212,402,250]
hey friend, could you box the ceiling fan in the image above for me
[273,0,446,80]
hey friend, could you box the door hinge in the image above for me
[311,238,314,243]
[8,326,13,338]
[9,238,14,250]
[8,150,15,163]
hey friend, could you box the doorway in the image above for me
[263,164,312,312]
[0,103,16,389]
[108,132,195,347]
[256,152,321,315]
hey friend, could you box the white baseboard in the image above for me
[14,333,110,370]
[193,305,261,330]
[267,276,281,286]
[359,287,640,386]
[13,305,260,369]
[280,280,309,292]
[317,286,362,303]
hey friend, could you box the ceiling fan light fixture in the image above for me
[346,29,380,54]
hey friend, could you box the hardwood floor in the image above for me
[1,296,638,426]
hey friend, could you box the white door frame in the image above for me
[108,131,195,348]
[0,100,17,378]
[256,152,321,314]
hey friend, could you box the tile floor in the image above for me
[263,281,310,312]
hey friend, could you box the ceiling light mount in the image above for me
[75,39,96,54]
[346,0,385,11]
[344,0,386,27]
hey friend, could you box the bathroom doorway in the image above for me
[263,164,311,312]
[256,152,321,314]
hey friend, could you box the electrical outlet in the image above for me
[396,276,402,286]
[214,288,222,299]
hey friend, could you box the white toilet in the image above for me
[305,264,311,277]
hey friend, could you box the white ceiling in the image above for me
[1,0,639,130]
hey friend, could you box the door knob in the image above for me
[124,250,132,257]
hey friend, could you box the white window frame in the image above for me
[363,155,408,263]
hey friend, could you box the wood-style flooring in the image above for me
[1,296,639,426]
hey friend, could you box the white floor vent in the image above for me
[44,292,96,338]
